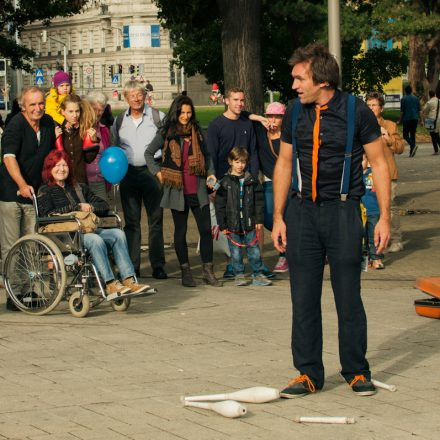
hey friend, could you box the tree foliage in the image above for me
[0,0,87,71]
[153,0,421,103]
[364,0,440,96]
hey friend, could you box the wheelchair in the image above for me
[3,195,156,317]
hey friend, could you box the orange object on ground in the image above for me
[414,277,440,299]
[414,298,440,319]
[414,277,440,319]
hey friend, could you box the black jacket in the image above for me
[215,172,264,233]
[37,183,109,217]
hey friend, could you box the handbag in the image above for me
[39,184,100,233]
[425,99,439,131]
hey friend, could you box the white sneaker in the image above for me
[387,242,404,253]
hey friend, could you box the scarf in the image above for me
[161,123,206,189]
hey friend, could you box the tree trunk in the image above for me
[217,0,264,114]
[408,35,430,99]
[427,34,440,95]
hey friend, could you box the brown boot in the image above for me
[202,263,223,287]
[181,263,196,287]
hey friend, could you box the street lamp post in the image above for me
[328,0,342,80]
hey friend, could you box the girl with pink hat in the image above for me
[45,70,73,125]
[247,101,288,272]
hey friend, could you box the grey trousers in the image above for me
[0,201,36,273]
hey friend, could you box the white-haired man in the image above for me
[112,81,166,279]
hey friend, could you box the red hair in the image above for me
[42,149,75,186]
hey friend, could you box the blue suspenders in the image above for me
[290,99,302,194]
[291,93,356,201]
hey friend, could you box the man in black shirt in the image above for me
[207,88,270,278]
[207,88,258,179]
[272,43,390,397]
[0,86,55,309]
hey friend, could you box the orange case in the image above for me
[414,277,440,299]
[414,298,440,319]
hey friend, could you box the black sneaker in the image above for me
[410,145,418,157]
[223,264,235,279]
[152,268,168,279]
[349,375,376,396]
[280,374,317,398]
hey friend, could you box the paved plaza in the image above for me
[0,143,439,439]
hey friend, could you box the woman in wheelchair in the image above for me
[37,150,152,297]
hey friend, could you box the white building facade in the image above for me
[20,0,184,106]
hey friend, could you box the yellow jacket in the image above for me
[45,88,69,125]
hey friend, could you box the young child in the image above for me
[45,71,72,125]
[55,94,99,184]
[215,147,271,286]
[361,154,385,269]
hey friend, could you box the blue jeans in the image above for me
[227,230,264,275]
[263,181,274,231]
[83,228,135,283]
[365,214,384,260]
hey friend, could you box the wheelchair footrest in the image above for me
[105,288,157,302]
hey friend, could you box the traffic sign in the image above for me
[35,68,44,86]
[112,74,120,84]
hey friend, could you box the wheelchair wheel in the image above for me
[4,234,67,315]
[69,291,90,318]
[111,297,131,312]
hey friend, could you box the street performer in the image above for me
[272,43,390,397]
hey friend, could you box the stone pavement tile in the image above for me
[0,411,80,435]
[0,420,50,439]
[25,434,78,440]
[48,406,134,435]
[0,393,50,414]
[381,412,440,439]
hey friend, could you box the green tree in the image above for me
[341,1,408,95]
[154,0,326,111]
[367,0,440,98]
[153,0,412,108]
[0,0,87,71]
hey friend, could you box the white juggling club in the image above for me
[183,386,280,403]
[371,379,397,392]
[182,399,247,418]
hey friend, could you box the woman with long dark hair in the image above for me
[145,95,222,287]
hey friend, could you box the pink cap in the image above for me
[265,101,286,115]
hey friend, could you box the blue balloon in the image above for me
[99,147,128,184]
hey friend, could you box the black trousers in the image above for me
[429,131,439,153]
[285,196,370,389]
[402,119,418,152]
[120,165,165,272]
[171,195,213,265]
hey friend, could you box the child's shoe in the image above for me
[223,264,236,279]
[235,274,249,286]
[261,263,276,279]
[251,273,272,286]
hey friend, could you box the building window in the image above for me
[151,25,160,47]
